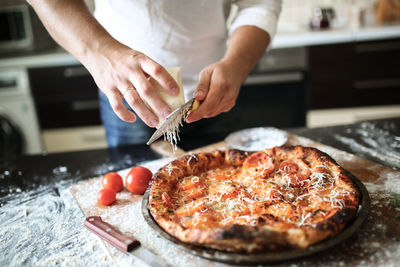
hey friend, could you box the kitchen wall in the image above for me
[278,0,377,31]
[83,0,377,30]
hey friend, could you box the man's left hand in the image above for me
[186,59,244,123]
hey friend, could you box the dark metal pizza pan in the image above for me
[142,173,370,265]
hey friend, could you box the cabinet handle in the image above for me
[81,134,106,143]
[244,72,303,85]
[354,78,400,89]
[63,66,89,78]
[71,100,99,111]
[355,41,400,53]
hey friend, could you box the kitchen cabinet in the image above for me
[307,37,400,127]
[308,37,400,109]
[28,64,106,152]
[42,125,107,153]
[28,64,101,129]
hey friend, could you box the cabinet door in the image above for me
[308,38,400,109]
[28,65,101,129]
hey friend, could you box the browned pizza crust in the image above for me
[148,146,360,253]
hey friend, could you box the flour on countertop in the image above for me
[334,121,400,169]
[0,182,115,266]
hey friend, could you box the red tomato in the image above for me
[97,188,116,206]
[126,166,153,194]
[102,172,124,192]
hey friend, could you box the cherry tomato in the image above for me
[126,166,153,194]
[102,172,124,192]
[97,188,116,206]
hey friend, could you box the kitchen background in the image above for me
[0,0,399,158]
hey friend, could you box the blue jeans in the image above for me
[99,91,153,147]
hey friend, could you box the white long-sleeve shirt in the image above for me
[94,0,282,98]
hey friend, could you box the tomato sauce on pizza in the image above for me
[148,146,360,252]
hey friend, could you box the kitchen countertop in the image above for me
[0,118,399,266]
[0,23,399,69]
[272,23,400,49]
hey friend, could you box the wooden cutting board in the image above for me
[69,134,400,266]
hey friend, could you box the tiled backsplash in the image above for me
[278,0,377,31]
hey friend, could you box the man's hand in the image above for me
[87,44,179,127]
[186,60,242,123]
[29,0,179,128]
[186,25,271,123]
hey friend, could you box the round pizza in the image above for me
[147,146,360,252]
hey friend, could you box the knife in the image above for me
[84,216,167,267]
[146,98,199,145]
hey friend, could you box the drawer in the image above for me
[308,38,400,109]
[42,125,107,153]
[28,64,102,129]
[307,105,400,128]
[35,99,101,129]
[28,65,98,101]
[354,38,400,80]
[309,80,400,109]
[308,43,354,82]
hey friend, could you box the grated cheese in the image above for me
[166,155,354,229]
[186,153,198,166]
[162,117,183,152]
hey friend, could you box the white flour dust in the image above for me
[334,121,400,169]
[0,180,115,266]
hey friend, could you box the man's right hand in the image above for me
[86,44,179,127]
[29,0,178,128]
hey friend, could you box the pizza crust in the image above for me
[148,146,360,253]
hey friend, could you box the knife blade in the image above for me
[84,216,168,267]
[146,98,197,145]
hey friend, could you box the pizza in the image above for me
[147,146,360,253]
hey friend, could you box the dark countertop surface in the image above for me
[1,118,399,266]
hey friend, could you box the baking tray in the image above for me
[142,173,370,265]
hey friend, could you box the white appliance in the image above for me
[0,68,42,155]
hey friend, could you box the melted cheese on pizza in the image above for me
[160,152,358,230]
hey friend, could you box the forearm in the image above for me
[223,26,270,82]
[29,0,120,66]
[29,0,179,126]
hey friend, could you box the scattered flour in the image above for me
[334,121,400,169]
[0,182,115,266]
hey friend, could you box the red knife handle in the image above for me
[84,216,140,253]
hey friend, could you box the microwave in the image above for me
[0,4,56,54]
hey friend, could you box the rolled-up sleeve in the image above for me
[229,0,282,42]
